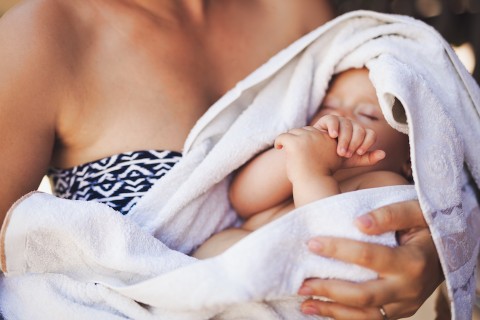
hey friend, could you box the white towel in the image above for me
[1,10,479,319]
[1,187,415,320]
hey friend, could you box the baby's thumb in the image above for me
[344,150,385,168]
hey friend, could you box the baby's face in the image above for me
[311,68,410,175]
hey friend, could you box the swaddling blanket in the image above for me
[1,10,479,319]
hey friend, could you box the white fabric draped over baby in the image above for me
[1,10,479,320]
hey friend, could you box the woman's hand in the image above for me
[298,200,444,320]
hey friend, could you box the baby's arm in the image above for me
[275,115,385,207]
[229,115,385,218]
[229,147,291,219]
[274,127,341,206]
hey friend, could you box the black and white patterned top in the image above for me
[47,150,182,215]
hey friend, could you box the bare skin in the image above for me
[0,1,443,319]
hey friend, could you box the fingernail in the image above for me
[357,148,365,155]
[298,285,314,296]
[339,147,346,155]
[301,305,318,315]
[308,239,324,253]
[357,215,373,229]
[346,151,353,158]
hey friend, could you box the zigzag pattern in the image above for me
[47,150,182,215]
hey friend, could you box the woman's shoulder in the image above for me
[1,0,77,33]
[0,0,90,130]
[0,0,88,63]
[0,0,95,104]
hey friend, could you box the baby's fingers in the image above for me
[312,115,339,138]
[274,133,289,149]
[356,129,377,156]
[343,150,385,168]
[336,118,353,157]
[345,124,366,158]
[274,129,304,149]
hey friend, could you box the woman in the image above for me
[0,1,442,319]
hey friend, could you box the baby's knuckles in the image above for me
[308,131,342,168]
[287,130,336,157]
[281,128,343,177]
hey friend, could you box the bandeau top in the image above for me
[47,150,182,215]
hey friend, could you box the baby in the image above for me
[194,68,411,259]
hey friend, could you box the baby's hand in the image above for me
[312,114,385,162]
[274,115,386,183]
[274,126,341,182]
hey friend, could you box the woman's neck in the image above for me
[129,0,208,24]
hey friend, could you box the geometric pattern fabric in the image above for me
[48,150,182,215]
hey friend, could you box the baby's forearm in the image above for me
[292,173,340,208]
[230,148,291,218]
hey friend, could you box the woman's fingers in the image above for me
[355,200,427,235]
[301,300,387,320]
[302,228,442,319]
[299,278,396,308]
[301,201,442,320]
[300,298,419,320]
[306,237,400,273]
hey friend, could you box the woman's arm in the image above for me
[0,3,66,224]
[299,201,443,320]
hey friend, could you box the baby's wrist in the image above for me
[312,169,335,180]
